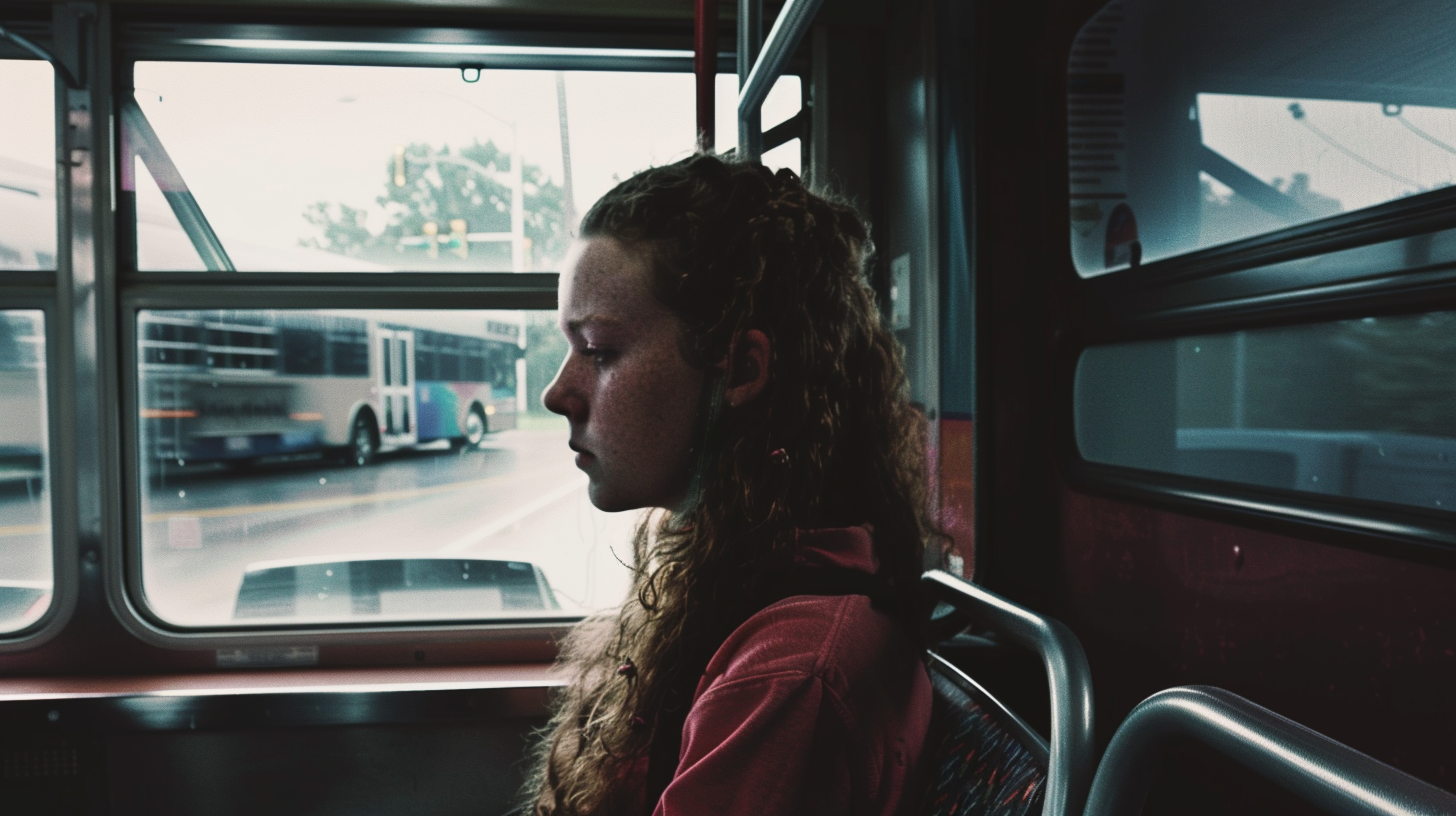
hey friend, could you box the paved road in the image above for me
[0,472,53,633]
[0,428,637,628]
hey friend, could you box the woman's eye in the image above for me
[585,346,615,365]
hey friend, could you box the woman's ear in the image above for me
[724,329,771,408]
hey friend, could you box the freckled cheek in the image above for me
[596,371,689,450]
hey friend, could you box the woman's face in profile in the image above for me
[542,237,707,512]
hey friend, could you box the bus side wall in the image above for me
[294,378,374,447]
[975,0,1456,811]
[415,381,495,440]
[1063,490,1456,808]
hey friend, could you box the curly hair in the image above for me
[524,154,945,816]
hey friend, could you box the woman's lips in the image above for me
[569,441,594,468]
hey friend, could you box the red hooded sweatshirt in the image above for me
[650,526,933,816]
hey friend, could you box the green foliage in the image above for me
[302,139,569,271]
[524,311,568,416]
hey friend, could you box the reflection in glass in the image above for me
[233,557,560,622]
[1076,311,1456,514]
[137,309,633,627]
[129,63,802,273]
[0,60,57,271]
[0,311,52,631]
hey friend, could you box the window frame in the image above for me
[100,21,769,649]
[116,281,586,644]
[1062,0,1456,567]
[0,291,78,650]
[0,21,78,651]
[0,9,810,656]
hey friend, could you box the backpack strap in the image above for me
[642,567,897,814]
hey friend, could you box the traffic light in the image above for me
[450,219,468,259]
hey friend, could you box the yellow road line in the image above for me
[0,523,48,538]
[143,466,563,523]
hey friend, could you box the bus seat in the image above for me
[1082,686,1456,816]
[921,652,1048,816]
[918,570,1097,816]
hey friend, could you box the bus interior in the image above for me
[2,0,1456,814]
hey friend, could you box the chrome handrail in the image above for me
[922,570,1097,816]
[737,0,824,161]
[121,100,236,272]
[1084,686,1456,816]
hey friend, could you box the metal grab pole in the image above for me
[694,0,718,152]
[737,0,763,159]
[1084,687,1456,816]
[738,0,825,162]
[923,570,1097,816]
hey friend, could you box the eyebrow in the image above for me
[564,315,626,334]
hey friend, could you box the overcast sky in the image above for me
[1199,93,1456,211]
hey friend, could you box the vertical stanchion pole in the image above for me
[738,0,763,159]
[695,0,718,152]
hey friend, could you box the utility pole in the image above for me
[510,124,524,272]
[555,72,577,232]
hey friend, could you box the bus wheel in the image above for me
[464,406,488,448]
[349,415,378,466]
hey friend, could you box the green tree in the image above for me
[524,311,569,417]
[302,139,569,271]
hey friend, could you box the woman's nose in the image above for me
[541,355,578,418]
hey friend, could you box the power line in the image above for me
[1287,102,1420,188]
[1395,114,1456,157]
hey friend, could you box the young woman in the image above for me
[529,154,945,816]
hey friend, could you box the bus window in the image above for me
[0,58,56,271]
[1077,309,1456,515]
[133,308,629,628]
[1068,0,1456,276]
[0,311,51,633]
[125,62,803,273]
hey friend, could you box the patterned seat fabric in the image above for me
[918,663,1046,816]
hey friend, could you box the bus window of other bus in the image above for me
[0,58,57,272]
[0,311,52,632]
[134,308,633,628]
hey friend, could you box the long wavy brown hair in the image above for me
[524,154,946,816]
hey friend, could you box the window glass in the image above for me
[1069,0,1456,276]
[136,308,634,627]
[129,63,802,273]
[761,137,803,179]
[1076,311,1456,514]
[0,311,52,632]
[0,59,57,271]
